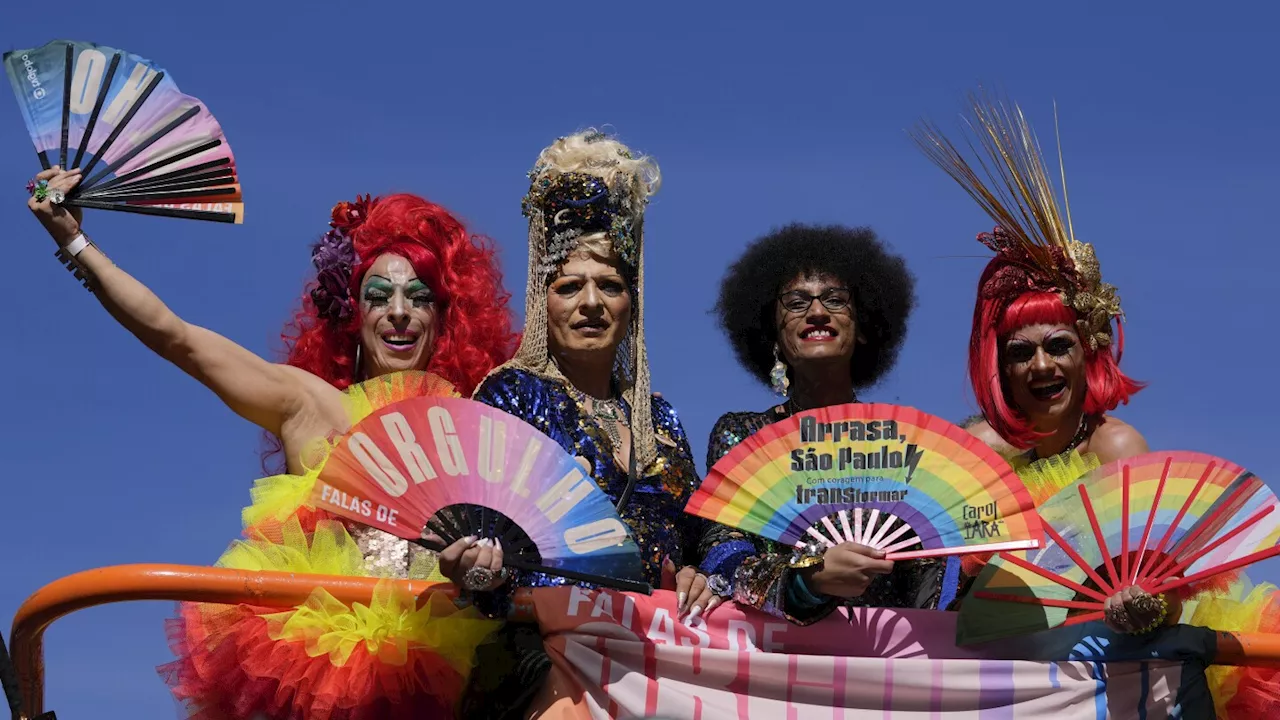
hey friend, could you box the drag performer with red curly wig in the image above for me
[913,97,1280,717]
[28,167,518,719]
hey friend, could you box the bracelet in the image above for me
[54,232,94,291]
[788,542,825,571]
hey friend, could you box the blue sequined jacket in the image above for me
[698,406,960,625]
[468,367,703,616]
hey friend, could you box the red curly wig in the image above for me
[969,258,1144,450]
[264,193,517,470]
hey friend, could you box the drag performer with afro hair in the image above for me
[683,222,965,625]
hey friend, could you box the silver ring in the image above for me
[706,573,731,597]
[463,566,496,591]
[49,188,65,205]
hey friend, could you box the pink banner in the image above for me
[530,588,1205,719]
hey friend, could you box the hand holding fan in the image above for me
[958,451,1280,645]
[311,395,651,593]
[685,403,1043,560]
[5,39,242,222]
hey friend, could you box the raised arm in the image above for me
[29,167,319,436]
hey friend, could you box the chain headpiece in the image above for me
[522,133,645,278]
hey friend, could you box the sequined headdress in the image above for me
[910,91,1124,351]
[488,130,661,467]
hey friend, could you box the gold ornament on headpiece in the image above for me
[909,89,1124,352]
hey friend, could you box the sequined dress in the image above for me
[461,367,703,716]
[698,406,960,625]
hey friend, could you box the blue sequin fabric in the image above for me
[468,368,702,614]
[700,406,952,623]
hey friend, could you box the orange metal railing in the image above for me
[6,564,531,719]
[8,563,1280,719]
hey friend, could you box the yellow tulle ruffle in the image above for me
[1010,448,1101,506]
[204,517,490,672]
[263,583,499,672]
[242,371,460,530]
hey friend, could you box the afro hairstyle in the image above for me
[714,223,916,391]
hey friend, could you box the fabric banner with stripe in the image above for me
[528,587,1216,719]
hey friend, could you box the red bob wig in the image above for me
[969,259,1144,450]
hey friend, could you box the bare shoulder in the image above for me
[1089,416,1149,464]
[964,418,1017,456]
[276,363,346,420]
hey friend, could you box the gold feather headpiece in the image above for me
[909,90,1123,351]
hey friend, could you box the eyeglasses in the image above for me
[777,288,852,314]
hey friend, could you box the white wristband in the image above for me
[54,232,95,291]
[61,233,91,257]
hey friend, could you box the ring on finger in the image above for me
[705,573,731,597]
[463,566,496,591]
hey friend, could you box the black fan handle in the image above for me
[414,537,651,594]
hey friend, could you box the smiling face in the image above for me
[546,250,632,367]
[774,272,859,375]
[1001,323,1087,429]
[357,253,439,377]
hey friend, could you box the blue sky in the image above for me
[2,1,1277,716]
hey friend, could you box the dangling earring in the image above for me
[354,344,364,382]
[769,344,790,397]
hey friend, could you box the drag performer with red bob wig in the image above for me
[962,229,1147,469]
[916,96,1280,716]
[28,167,517,718]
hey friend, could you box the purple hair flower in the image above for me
[310,228,358,323]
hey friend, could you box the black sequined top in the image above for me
[700,405,958,618]
[472,368,702,596]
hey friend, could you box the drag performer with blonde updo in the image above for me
[28,166,517,718]
[913,96,1280,717]
[437,128,704,718]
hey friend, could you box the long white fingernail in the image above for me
[689,605,703,620]
[677,592,687,608]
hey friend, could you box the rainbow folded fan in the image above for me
[4,39,243,222]
[685,403,1043,560]
[310,395,651,593]
[958,451,1280,645]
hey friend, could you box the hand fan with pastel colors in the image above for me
[958,451,1280,644]
[5,39,243,222]
[311,395,651,592]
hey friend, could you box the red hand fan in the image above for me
[685,404,1043,560]
[311,395,651,593]
[5,40,243,222]
[958,451,1280,644]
